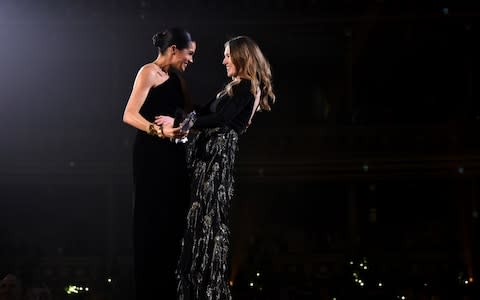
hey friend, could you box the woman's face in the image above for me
[172,41,196,72]
[222,45,237,78]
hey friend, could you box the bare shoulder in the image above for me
[135,63,159,83]
[138,63,158,76]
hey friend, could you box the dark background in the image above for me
[1,0,479,299]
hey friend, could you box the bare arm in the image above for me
[122,64,168,132]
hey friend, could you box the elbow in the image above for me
[123,111,132,126]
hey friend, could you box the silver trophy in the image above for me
[175,111,197,143]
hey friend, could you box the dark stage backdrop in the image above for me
[1,1,479,299]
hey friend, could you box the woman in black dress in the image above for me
[157,35,275,300]
[122,28,196,300]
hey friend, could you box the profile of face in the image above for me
[222,45,237,78]
[172,41,196,72]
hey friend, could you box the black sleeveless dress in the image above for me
[132,71,190,300]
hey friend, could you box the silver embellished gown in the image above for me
[176,80,256,300]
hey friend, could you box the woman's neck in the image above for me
[153,59,170,72]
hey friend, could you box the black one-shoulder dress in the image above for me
[132,72,190,300]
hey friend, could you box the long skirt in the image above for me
[176,127,239,300]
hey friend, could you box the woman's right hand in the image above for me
[161,123,188,139]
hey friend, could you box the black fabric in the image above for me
[193,80,254,134]
[132,72,190,300]
[176,79,255,300]
[176,128,237,300]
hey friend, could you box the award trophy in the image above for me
[175,111,197,143]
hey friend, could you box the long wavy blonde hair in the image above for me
[217,36,276,111]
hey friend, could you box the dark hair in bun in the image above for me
[152,28,192,54]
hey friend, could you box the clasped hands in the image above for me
[154,115,189,139]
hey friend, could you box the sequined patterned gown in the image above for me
[176,80,256,300]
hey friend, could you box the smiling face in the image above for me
[222,45,237,78]
[172,41,196,72]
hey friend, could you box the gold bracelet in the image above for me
[147,124,156,135]
[147,124,163,138]
[159,125,165,137]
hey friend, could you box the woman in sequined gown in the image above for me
[122,28,196,300]
[157,36,276,300]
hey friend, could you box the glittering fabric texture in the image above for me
[176,127,238,300]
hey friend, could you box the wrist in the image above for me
[147,123,164,138]
[159,124,165,137]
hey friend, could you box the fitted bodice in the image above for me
[139,72,185,122]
